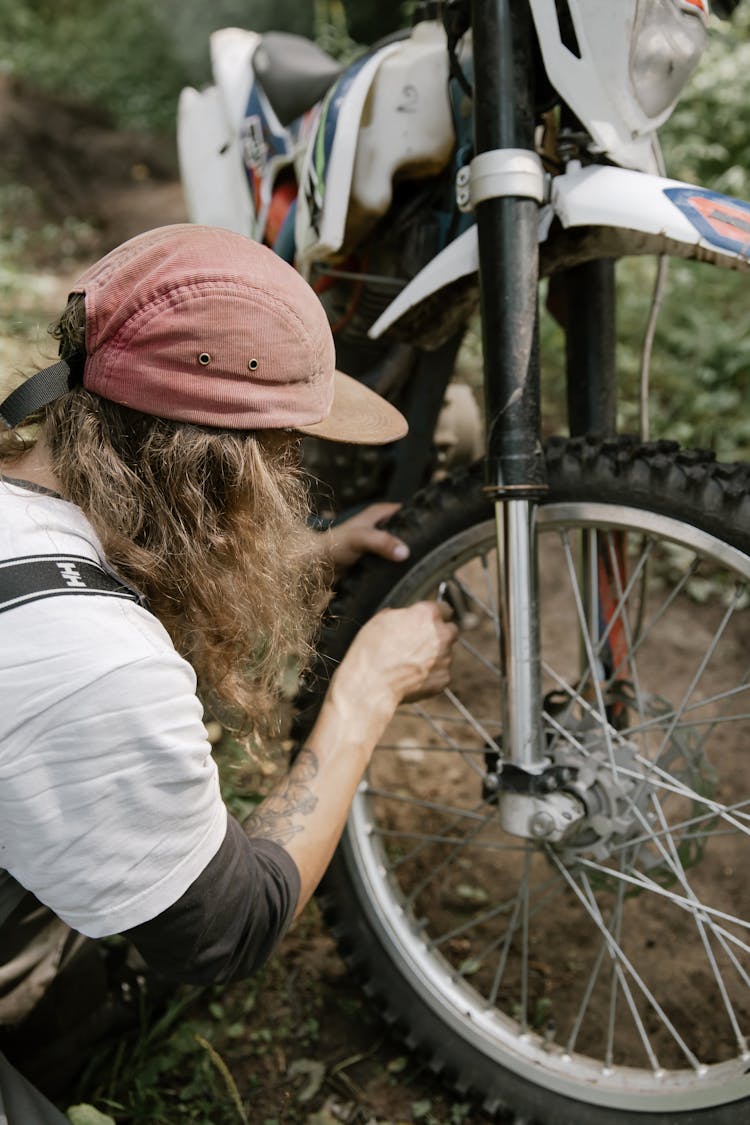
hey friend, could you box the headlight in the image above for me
[630,0,708,118]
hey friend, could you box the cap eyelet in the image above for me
[247,358,259,371]
[198,352,212,366]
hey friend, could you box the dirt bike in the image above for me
[178,2,750,1122]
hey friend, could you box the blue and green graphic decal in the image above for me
[304,52,375,237]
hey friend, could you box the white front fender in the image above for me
[552,164,750,261]
[368,165,750,339]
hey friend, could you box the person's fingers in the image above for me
[396,602,458,702]
[364,501,402,527]
[354,528,410,562]
[435,598,455,622]
[325,504,409,572]
[336,600,459,712]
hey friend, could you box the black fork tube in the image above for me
[471,0,547,771]
[471,0,545,494]
[565,259,617,437]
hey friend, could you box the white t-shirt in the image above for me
[0,477,227,938]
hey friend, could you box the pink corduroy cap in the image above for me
[70,224,407,444]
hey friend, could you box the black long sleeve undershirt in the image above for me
[123,815,300,984]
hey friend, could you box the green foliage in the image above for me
[612,9,750,459]
[0,0,415,133]
[156,0,316,86]
[615,258,750,459]
[537,10,750,459]
[72,983,245,1124]
[67,1107,117,1125]
[0,0,188,133]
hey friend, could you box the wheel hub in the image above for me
[490,686,717,872]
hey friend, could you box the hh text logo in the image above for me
[56,562,87,589]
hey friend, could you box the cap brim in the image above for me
[295,370,408,445]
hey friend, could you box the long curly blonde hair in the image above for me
[0,295,329,738]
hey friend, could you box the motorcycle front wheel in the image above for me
[298,436,750,1124]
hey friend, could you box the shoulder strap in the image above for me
[0,554,145,615]
[0,358,78,429]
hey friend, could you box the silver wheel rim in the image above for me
[344,502,750,1112]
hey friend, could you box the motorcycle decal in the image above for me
[676,0,710,20]
[238,113,265,214]
[303,51,375,236]
[664,186,750,258]
[295,40,404,270]
[240,114,266,172]
[237,81,295,239]
[301,96,329,240]
[397,84,419,113]
[244,84,290,162]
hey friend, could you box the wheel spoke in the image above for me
[653,585,745,765]
[566,926,608,1054]
[480,877,570,1003]
[609,818,748,853]
[549,851,703,1069]
[480,552,501,640]
[640,792,747,1050]
[520,844,531,1033]
[409,700,496,770]
[541,659,630,749]
[602,531,650,754]
[546,530,654,760]
[452,568,500,634]
[443,687,503,756]
[574,856,750,933]
[559,531,620,772]
[624,680,750,737]
[398,816,492,906]
[456,633,502,679]
[580,874,663,1071]
[628,707,750,738]
[374,826,527,854]
[377,797,496,873]
[376,740,494,754]
[366,785,496,822]
[628,755,750,837]
[608,555,701,681]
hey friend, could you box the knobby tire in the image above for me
[294,436,750,1124]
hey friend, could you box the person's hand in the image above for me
[329,601,458,731]
[319,503,410,577]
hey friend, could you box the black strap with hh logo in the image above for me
[0,554,144,614]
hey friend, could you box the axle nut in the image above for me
[529,811,556,838]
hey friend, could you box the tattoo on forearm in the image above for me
[243,747,320,847]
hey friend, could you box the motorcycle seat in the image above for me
[253,32,343,127]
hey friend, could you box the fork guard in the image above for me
[368,165,750,339]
